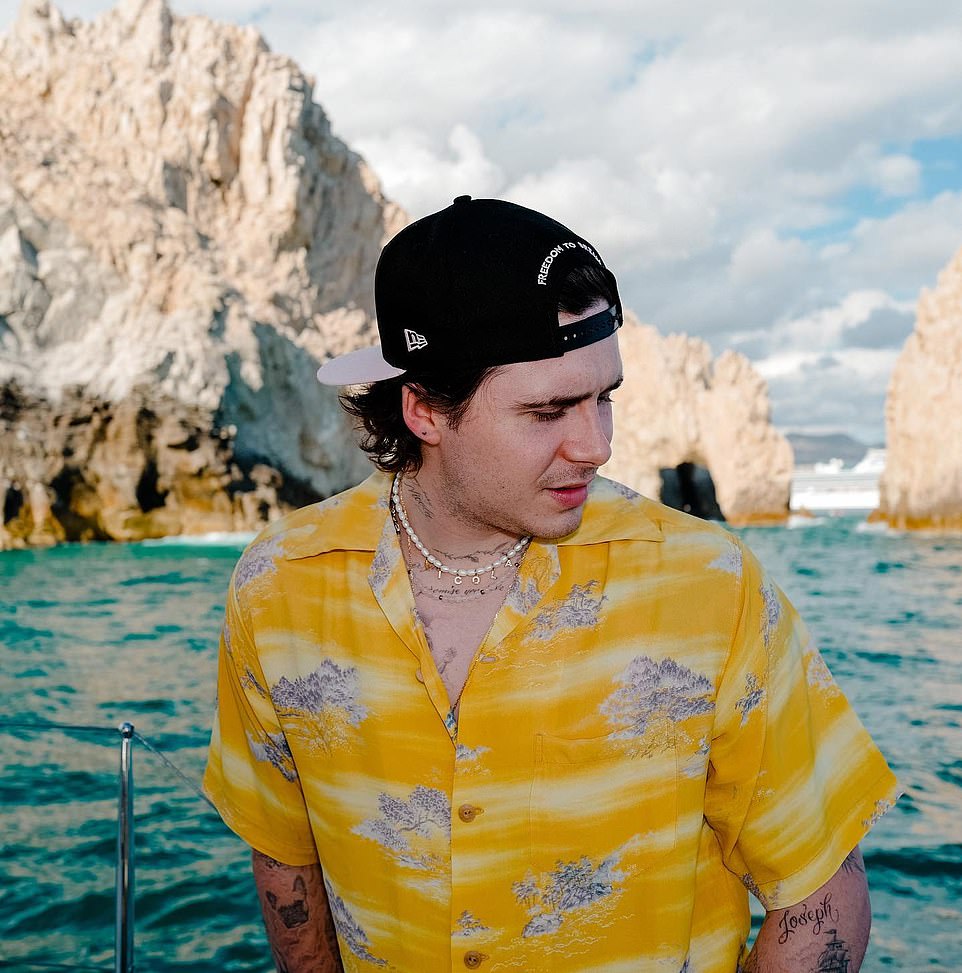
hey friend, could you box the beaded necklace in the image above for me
[391,474,531,585]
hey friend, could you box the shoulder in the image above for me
[572,475,739,550]
[230,472,390,593]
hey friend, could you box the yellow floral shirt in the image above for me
[203,472,897,972]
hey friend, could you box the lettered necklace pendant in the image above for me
[437,569,443,580]
[472,575,480,585]
[454,576,463,585]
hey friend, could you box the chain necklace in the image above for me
[391,474,531,585]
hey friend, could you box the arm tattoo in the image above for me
[776,892,839,944]
[265,876,311,928]
[840,847,865,875]
[812,930,852,973]
[252,851,343,972]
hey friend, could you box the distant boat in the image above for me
[790,449,885,514]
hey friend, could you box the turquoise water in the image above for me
[0,518,959,971]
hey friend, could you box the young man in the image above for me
[204,197,898,972]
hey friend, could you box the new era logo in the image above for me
[404,329,428,352]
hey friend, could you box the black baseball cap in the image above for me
[316,195,622,385]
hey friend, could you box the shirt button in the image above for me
[463,950,486,968]
[415,668,425,683]
[458,803,482,823]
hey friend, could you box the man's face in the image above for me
[431,304,623,541]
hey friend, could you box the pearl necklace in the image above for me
[391,474,531,585]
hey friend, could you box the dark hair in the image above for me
[340,263,618,474]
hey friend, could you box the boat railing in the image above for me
[0,719,214,973]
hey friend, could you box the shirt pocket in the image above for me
[530,724,679,874]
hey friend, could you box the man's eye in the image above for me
[532,410,565,423]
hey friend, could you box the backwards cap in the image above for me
[316,195,621,385]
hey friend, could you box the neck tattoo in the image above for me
[390,473,531,586]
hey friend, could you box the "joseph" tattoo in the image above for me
[777,892,839,944]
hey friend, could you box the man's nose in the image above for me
[563,404,612,467]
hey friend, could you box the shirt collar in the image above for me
[281,471,391,560]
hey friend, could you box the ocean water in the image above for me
[0,517,959,971]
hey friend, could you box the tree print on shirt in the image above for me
[506,573,545,616]
[454,910,491,937]
[531,582,606,640]
[246,728,297,782]
[735,673,765,725]
[354,785,451,872]
[708,541,743,577]
[740,871,781,909]
[513,846,629,938]
[601,655,715,749]
[323,876,387,967]
[608,480,641,501]
[369,541,399,597]
[804,648,840,696]
[233,535,284,590]
[455,743,491,773]
[862,797,896,829]
[760,579,782,650]
[270,660,368,754]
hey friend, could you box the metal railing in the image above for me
[0,719,215,973]
[115,723,135,973]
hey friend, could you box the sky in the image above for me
[4,0,962,445]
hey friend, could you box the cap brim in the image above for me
[316,345,407,386]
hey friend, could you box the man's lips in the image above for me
[547,481,592,508]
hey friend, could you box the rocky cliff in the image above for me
[878,245,962,529]
[604,314,793,524]
[0,0,404,546]
[0,0,791,547]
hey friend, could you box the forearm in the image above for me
[251,850,344,973]
[745,847,871,972]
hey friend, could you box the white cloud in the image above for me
[871,154,922,198]
[746,292,914,442]
[505,154,719,266]
[764,347,901,443]
[843,191,962,293]
[728,229,811,287]
[353,125,503,217]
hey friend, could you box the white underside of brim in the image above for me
[315,344,407,386]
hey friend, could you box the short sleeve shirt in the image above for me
[203,472,898,972]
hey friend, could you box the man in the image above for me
[204,196,897,972]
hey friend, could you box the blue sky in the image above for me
[3,0,961,444]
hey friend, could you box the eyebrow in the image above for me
[515,375,624,411]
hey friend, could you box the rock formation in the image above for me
[0,0,404,546]
[878,245,962,529]
[0,0,791,547]
[1,381,293,546]
[604,314,793,524]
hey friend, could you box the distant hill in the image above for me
[787,432,878,466]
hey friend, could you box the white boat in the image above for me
[790,449,885,513]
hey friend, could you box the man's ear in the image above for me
[400,385,443,445]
